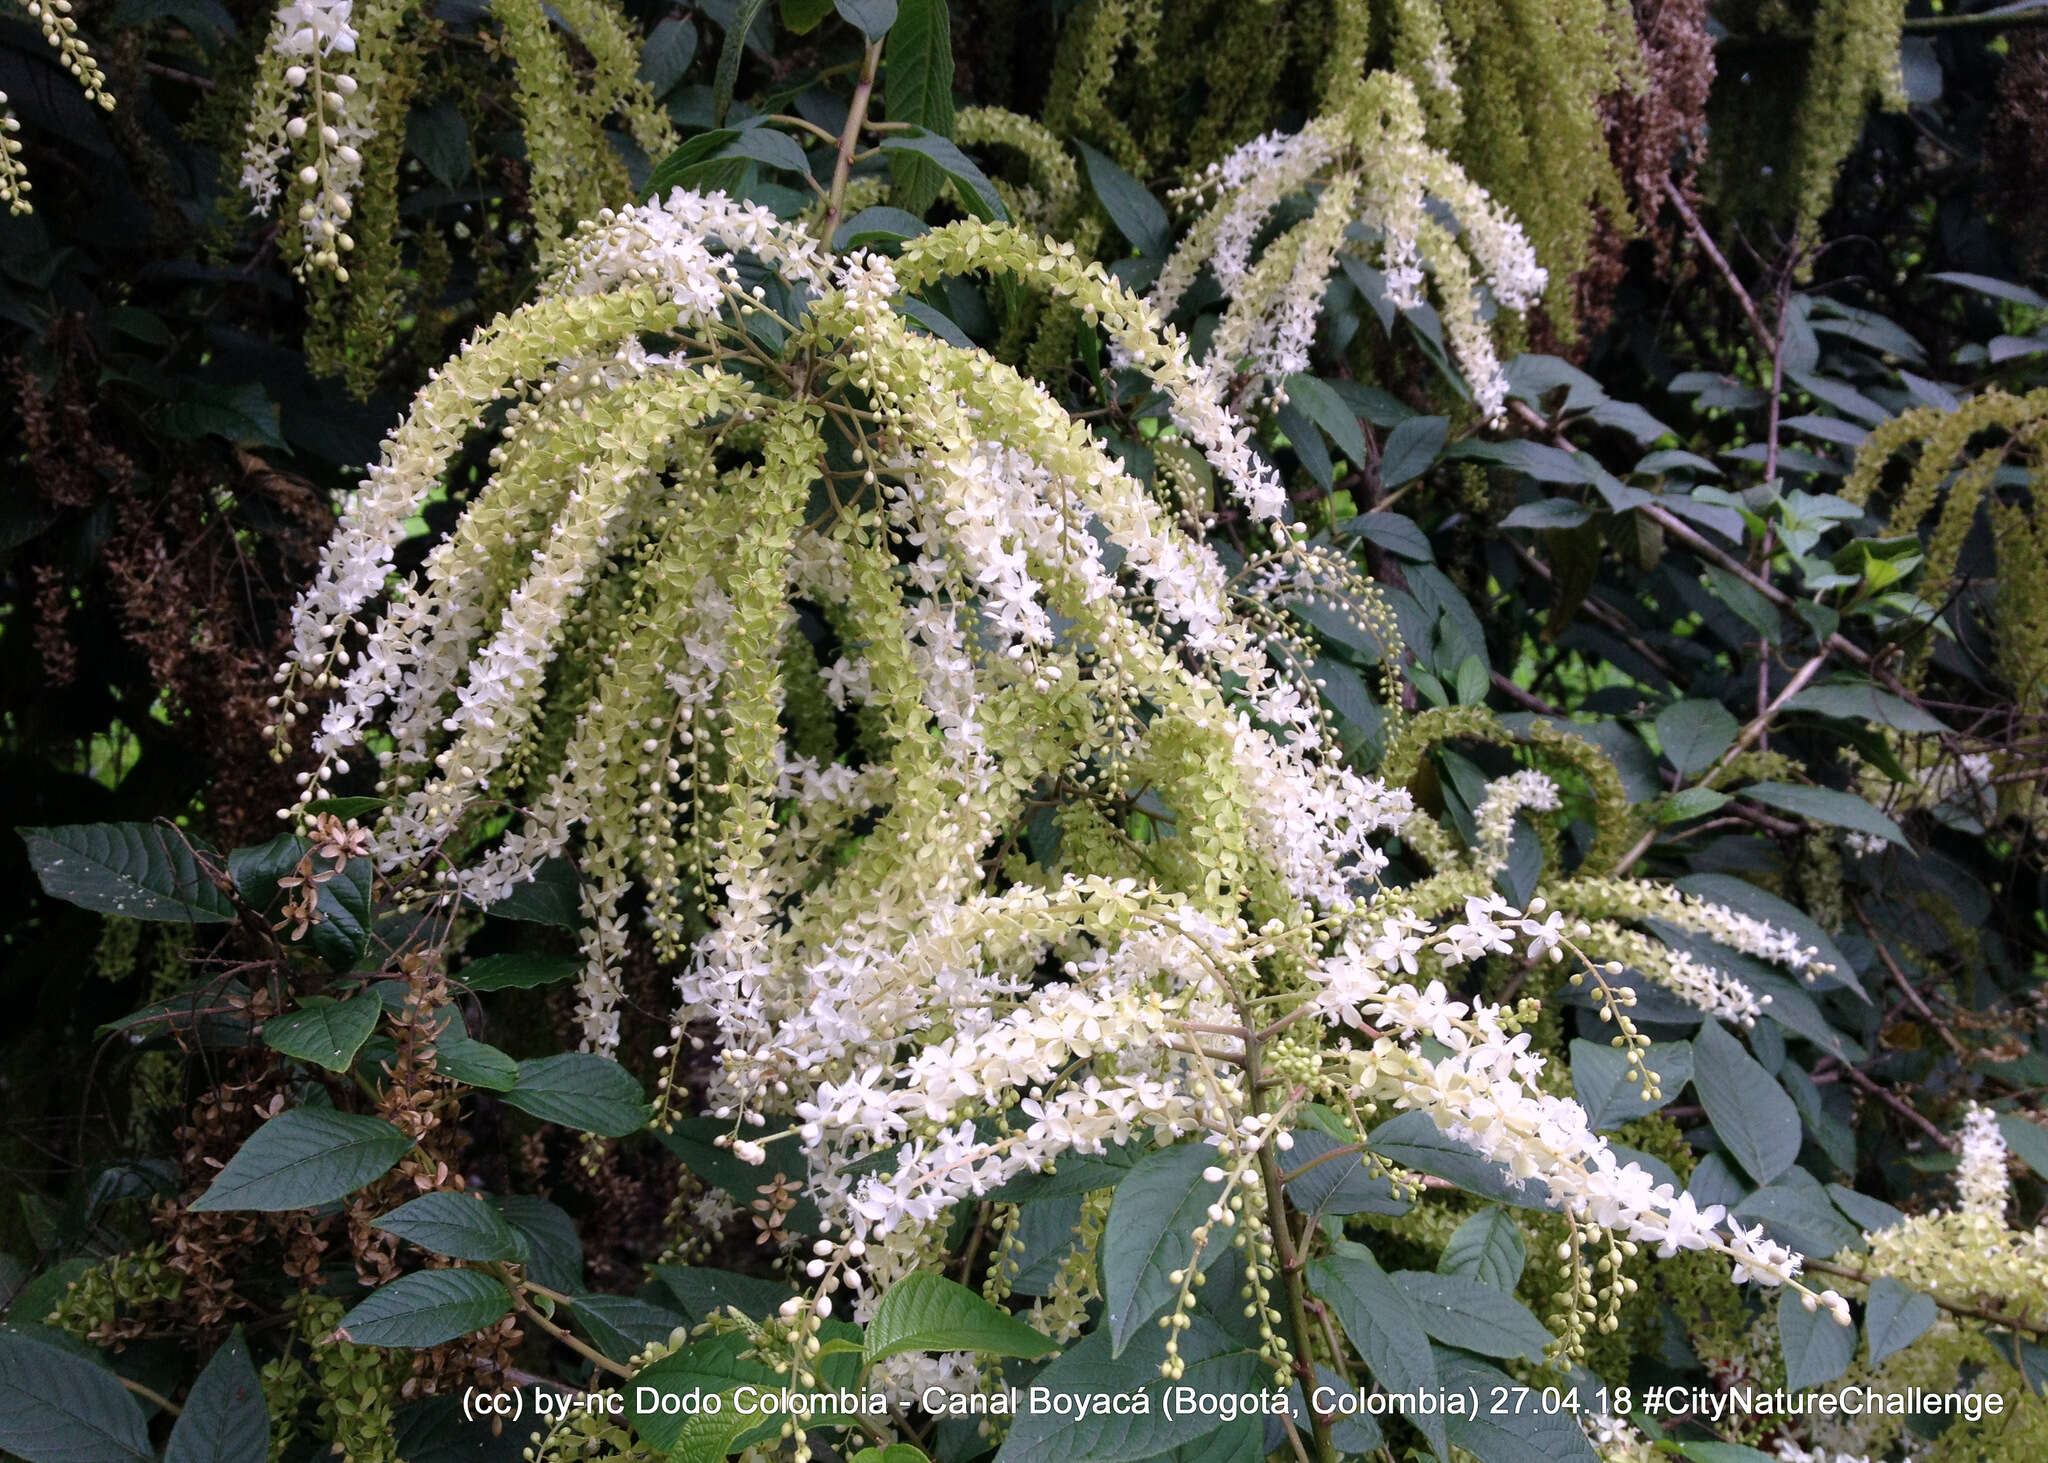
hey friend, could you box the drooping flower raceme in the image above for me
[1152,70,1546,421]
[275,196,1849,1385]
[240,0,365,277]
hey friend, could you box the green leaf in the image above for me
[1284,375,1367,465]
[1778,1288,1856,1392]
[334,1270,513,1348]
[985,1140,1142,1202]
[1929,271,2048,308]
[1439,1207,1525,1290]
[456,953,582,992]
[1692,1021,1801,1186]
[990,1317,1262,1463]
[1570,1038,1693,1130]
[1281,1129,1407,1219]
[834,0,895,38]
[851,1448,930,1463]
[164,1330,267,1463]
[229,834,374,969]
[480,859,583,926]
[500,1054,647,1137]
[1077,141,1168,259]
[1502,497,1593,530]
[712,0,771,123]
[431,1029,520,1091]
[654,1265,796,1325]
[372,1193,527,1263]
[1099,1143,1234,1356]
[1660,785,1731,823]
[878,133,1006,221]
[1864,1276,1937,1366]
[630,1327,865,1454]
[639,16,698,98]
[191,1109,413,1213]
[21,823,234,923]
[883,0,951,212]
[1654,699,1738,779]
[1366,1110,1547,1209]
[565,1294,689,1364]
[1305,1241,1447,1457]
[779,0,833,32]
[1343,510,1433,562]
[263,994,381,1072]
[657,1119,821,1231]
[1740,782,1907,849]
[833,205,929,251]
[1784,682,1947,734]
[1434,1349,1597,1463]
[864,1272,1057,1361]
[0,1328,152,1463]
[1731,1179,1862,1257]
[1999,1114,2048,1179]
[406,100,470,188]
[1380,415,1447,488]
[495,1196,583,1293]
[1392,1270,1553,1362]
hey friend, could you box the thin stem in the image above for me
[1803,1257,2041,1334]
[1835,1061,1959,1153]
[1662,179,1774,355]
[507,1281,634,1379]
[820,40,883,248]
[123,1376,182,1416]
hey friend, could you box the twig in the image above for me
[1662,179,1774,354]
[1850,900,1969,1060]
[819,41,883,248]
[1835,1062,1958,1153]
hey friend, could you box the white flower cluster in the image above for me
[1956,1102,2009,1220]
[274,198,1858,1365]
[238,0,365,277]
[1153,71,1545,422]
[1,0,117,215]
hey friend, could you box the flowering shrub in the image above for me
[3,3,2047,1463]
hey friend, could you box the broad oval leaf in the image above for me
[1392,1270,1553,1362]
[500,1054,648,1137]
[1778,1288,1856,1392]
[1077,140,1168,259]
[22,823,234,923]
[1740,782,1907,850]
[1380,414,1448,488]
[1439,1207,1526,1291]
[334,1269,513,1348]
[833,0,896,38]
[455,952,582,993]
[0,1327,154,1463]
[1099,1143,1234,1356]
[1653,699,1738,779]
[164,1329,268,1463]
[372,1192,527,1263]
[1435,1348,1597,1463]
[263,993,381,1072]
[1692,1021,1802,1186]
[1304,1241,1447,1457]
[864,1272,1057,1362]
[191,1109,413,1213]
[1863,1276,1936,1367]
[1366,1109,1547,1209]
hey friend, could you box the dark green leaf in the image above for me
[1778,1289,1855,1392]
[1380,415,1447,488]
[1100,1143,1234,1356]
[457,953,582,992]
[879,133,1005,220]
[372,1193,527,1263]
[164,1330,267,1463]
[1305,1241,1447,1456]
[263,993,381,1072]
[1864,1277,1936,1366]
[865,1272,1056,1361]
[1392,1271,1553,1362]
[1438,1207,1525,1290]
[834,0,896,38]
[406,101,470,188]
[654,1266,796,1325]
[1284,375,1367,465]
[639,17,698,99]
[1999,1115,2048,1179]
[1739,782,1907,849]
[1654,699,1738,779]
[229,834,374,969]
[1282,1128,1407,1219]
[1434,1349,1597,1463]
[191,1109,413,1213]
[1692,1021,1801,1186]
[335,1270,513,1348]
[1366,1110,1547,1209]
[990,1317,1261,1463]
[883,0,951,212]
[432,1029,520,1091]
[1783,683,1946,734]
[1078,141,1168,259]
[21,823,234,923]
[712,0,772,123]
[1502,498,1593,530]
[1343,510,1433,562]
[833,205,929,251]
[1570,1038,1692,1130]
[500,1054,647,1137]
[566,1295,688,1364]
[985,1140,1142,1202]
[0,1326,153,1463]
